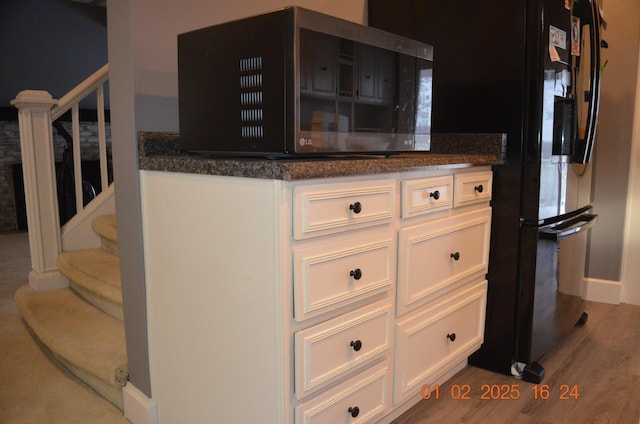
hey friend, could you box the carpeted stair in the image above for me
[15,214,128,410]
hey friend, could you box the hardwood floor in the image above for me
[391,301,640,424]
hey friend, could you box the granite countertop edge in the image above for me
[138,132,505,181]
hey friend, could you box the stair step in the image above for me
[57,249,123,321]
[92,214,118,256]
[15,286,128,410]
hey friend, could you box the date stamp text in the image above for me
[421,383,580,401]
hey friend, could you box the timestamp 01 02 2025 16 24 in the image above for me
[420,383,580,401]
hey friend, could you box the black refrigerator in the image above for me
[369,0,603,382]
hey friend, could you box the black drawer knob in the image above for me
[429,190,441,200]
[349,202,362,214]
[474,184,484,193]
[350,268,363,280]
[348,406,360,418]
[447,333,457,342]
[350,340,362,351]
[450,252,461,261]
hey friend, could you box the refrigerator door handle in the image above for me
[539,213,598,241]
[572,0,603,164]
[534,204,593,228]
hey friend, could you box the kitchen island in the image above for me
[138,133,504,424]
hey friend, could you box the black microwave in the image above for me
[178,6,433,157]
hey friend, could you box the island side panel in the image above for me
[140,170,289,423]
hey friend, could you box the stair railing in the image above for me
[11,64,111,291]
[52,64,111,214]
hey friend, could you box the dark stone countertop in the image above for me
[138,132,505,181]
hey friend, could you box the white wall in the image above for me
[130,0,367,131]
[586,0,640,305]
[621,42,640,305]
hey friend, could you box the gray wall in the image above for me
[588,0,640,282]
[107,0,153,397]
[0,0,107,108]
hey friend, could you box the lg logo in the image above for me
[299,137,313,146]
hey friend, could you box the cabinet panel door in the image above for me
[293,179,396,240]
[397,207,491,315]
[295,359,392,424]
[295,299,393,399]
[294,231,395,322]
[454,171,493,207]
[401,175,453,218]
[394,281,487,404]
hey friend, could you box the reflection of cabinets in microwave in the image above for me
[300,32,396,105]
[300,32,337,95]
[357,45,395,104]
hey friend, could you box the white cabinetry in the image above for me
[293,179,395,240]
[141,167,492,424]
[291,178,396,421]
[397,208,491,315]
[394,280,487,404]
[294,297,393,399]
[293,231,395,321]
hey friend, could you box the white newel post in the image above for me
[11,90,69,291]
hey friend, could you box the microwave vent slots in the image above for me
[240,56,263,72]
[240,74,263,88]
[239,56,264,139]
[240,92,263,105]
[241,125,264,138]
[241,108,264,122]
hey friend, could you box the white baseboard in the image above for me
[584,278,622,305]
[123,383,158,424]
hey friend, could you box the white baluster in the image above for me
[97,84,109,192]
[72,104,83,214]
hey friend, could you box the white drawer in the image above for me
[293,179,396,240]
[394,280,487,404]
[397,207,491,315]
[454,171,492,207]
[295,299,393,399]
[295,359,392,424]
[293,232,395,322]
[401,175,453,218]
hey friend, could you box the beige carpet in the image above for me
[0,231,130,424]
